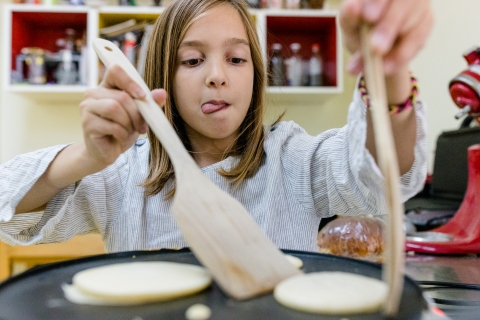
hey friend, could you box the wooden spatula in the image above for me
[360,26,405,317]
[92,38,301,300]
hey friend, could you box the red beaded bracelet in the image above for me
[358,74,418,114]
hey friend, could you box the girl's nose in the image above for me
[205,61,227,87]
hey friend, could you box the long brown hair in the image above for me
[142,0,266,197]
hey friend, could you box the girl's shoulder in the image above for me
[266,120,305,133]
[264,120,308,140]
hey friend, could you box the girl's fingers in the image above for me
[369,0,411,54]
[383,10,434,75]
[89,98,135,135]
[84,87,147,134]
[347,7,433,76]
[346,51,363,75]
[341,0,433,69]
[82,110,132,144]
[101,64,145,99]
[87,67,167,137]
[152,89,167,109]
[81,97,131,134]
[362,0,390,22]
[370,0,429,55]
[339,0,363,53]
[339,0,363,34]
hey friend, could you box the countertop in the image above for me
[405,253,480,320]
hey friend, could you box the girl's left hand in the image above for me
[339,0,434,76]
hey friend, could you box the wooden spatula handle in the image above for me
[360,24,405,317]
[92,38,197,170]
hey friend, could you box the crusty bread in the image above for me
[317,215,384,263]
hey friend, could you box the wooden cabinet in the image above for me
[0,234,105,281]
[2,4,342,97]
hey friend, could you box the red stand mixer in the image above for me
[449,47,480,124]
[405,47,480,254]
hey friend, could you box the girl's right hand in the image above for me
[80,64,167,169]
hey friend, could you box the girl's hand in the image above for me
[80,65,167,169]
[340,0,434,76]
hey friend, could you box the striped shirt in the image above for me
[0,93,427,253]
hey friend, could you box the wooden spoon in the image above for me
[360,25,405,317]
[92,38,301,300]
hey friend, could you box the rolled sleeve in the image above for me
[0,145,69,223]
[280,84,427,219]
[0,145,130,247]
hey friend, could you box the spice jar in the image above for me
[22,47,46,85]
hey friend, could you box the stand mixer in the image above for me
[449,47,480,124]
[405,46,480,254]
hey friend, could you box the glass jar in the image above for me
[22,47,46,85]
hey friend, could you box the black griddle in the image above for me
[0,249,428,320]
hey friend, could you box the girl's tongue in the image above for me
[201,102,228,114]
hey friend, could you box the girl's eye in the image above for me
[182,59,202,66]
[230,57,246,64]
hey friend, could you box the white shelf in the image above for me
[3,5,343,100]
[6,85,89,93]
[258,8,338,17]
[4,4,89,13]
[267,86,342,94]
[97,6,164,14]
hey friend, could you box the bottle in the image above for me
[246,0,260,8]
[286,43,302,87]
[79,32,88,85]
[65,28,76,52]
[23,47,46,85]
[285,0,300,9]
[119,0,135,5]
[267,0,282,8]
[269,43,285,86]
[301,59,310,86]
[122,32,137,65]
[309,43,323,86]
[55,49,78,85]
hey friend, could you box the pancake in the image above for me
[63,261,212,305]
[274,271,387,314]
[284,254,303,269]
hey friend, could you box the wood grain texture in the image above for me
[92,38,301,300]
[0,234,105,282]
[360,25,405,317]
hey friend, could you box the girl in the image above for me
[0,0,432,253]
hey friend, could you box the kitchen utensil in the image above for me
[0,249,428,320]
[360,25,405,317]
[92,38,300,300]
[406,144,480,253]
[449,46,480,124]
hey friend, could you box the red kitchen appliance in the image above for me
[405,47,480,253]
[449,46,480,124]
[406,145,480,254]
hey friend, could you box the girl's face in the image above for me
[173,4,254,151]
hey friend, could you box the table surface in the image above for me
[405,253,480,320]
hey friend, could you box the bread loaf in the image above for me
[317,215,384,263]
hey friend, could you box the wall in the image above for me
[0,0,85,163]
[1,0,479,172]
[410,0,480,168]
[0,0,6,162]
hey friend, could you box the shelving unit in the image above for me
[2,5,93,95]
[2,4,342,98]
[256,9,342,94]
